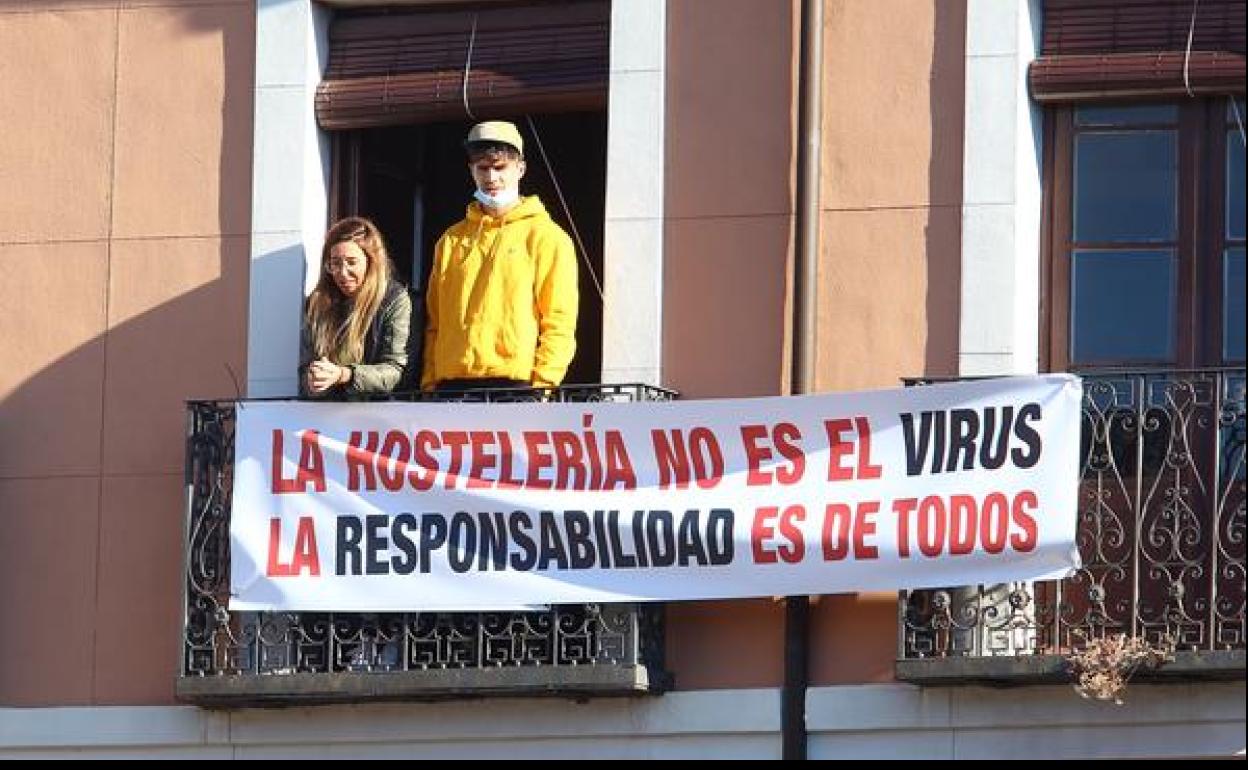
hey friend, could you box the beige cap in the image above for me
[465,120,524,155]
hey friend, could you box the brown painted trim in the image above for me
[1049,106,1074,373]
[1030,52,1246,103]
[1039,109,1058,373]
[1203,98,1241,364]
[1178,102,1201,367]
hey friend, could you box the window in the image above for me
[1044,98,1246,370]
[1033,0,1245,371]
[329,115,607,385]
[317,1,610,384]
[898,0,1247,684]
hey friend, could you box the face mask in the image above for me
[474,188,519,210]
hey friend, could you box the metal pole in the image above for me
[783,0,823,761]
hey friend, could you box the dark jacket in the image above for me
[299,282,414,399]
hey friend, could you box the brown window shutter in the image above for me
[1030,0,1246,103]
[316,1,610,131]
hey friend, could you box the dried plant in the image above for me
[1067,632,1176,704]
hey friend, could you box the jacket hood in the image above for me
[464,195,549,225]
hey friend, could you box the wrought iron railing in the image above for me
[898,368,1246,682]
[179,384,676,704]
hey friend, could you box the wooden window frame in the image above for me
[1043,97,1244,372]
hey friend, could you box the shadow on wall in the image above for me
[0,0,255,706]
[923,3,966,379]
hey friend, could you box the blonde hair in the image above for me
[305,217,392,365]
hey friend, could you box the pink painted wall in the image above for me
[0,0,966,703]
[0,0,254,705]
[661,0,965,688]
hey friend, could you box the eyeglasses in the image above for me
[326,257,366,273]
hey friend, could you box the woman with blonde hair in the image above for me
[300,217,412,398]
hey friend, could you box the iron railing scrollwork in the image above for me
[898,369,1246,679]
[180,384,675,703]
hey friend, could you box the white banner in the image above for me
[229,375,1082,611]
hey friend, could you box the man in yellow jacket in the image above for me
[422,120,579,392]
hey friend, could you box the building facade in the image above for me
[0,0,1243,758]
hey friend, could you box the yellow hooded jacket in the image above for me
[422,195,578,388]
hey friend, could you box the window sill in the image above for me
[178,663,668,707]
[896,649,1246,686]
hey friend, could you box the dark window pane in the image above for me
[1076,104,1178,127]
[1228,130,1245,240]
[1228,98,1246,123]
[1074,131,1176,243]
[1071,250,1175,364]
[1226,248,1246,362]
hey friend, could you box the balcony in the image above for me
[898,368,1246,683]
[179,384,676,706]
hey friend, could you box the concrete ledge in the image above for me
[177,664,666,707]
[896,650,1245,685]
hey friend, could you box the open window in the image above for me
[317,1,610,384]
